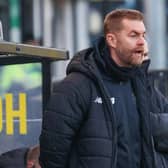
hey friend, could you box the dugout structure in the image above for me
[0,41,69,154]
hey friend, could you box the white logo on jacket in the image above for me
[94,96,103,104]
[94,96,115,105]
[110,97,115,104]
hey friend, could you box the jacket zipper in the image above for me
[98,79,117,168]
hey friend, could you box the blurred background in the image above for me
[0,0,167,80]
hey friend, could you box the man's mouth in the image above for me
[133,49,144,57]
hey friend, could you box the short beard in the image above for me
[115,48,132,67]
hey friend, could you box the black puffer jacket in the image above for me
[40,38,168,168]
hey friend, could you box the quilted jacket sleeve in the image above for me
[39,75,90,168]
[150,87,168,152]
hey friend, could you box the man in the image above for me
[27,145,41,168]
[0,145,40,168]
[40,9,168,168]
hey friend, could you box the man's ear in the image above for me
[106,33,117,48]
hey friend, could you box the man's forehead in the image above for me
[121,18,146,33]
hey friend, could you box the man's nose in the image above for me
[137,37,145,45]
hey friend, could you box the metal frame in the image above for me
[0,41,69,60]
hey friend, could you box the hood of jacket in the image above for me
[66,36,150,81]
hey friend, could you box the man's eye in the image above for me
[143,34,147,39]
[130,33,137,37]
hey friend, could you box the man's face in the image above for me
[111,19,146,67]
